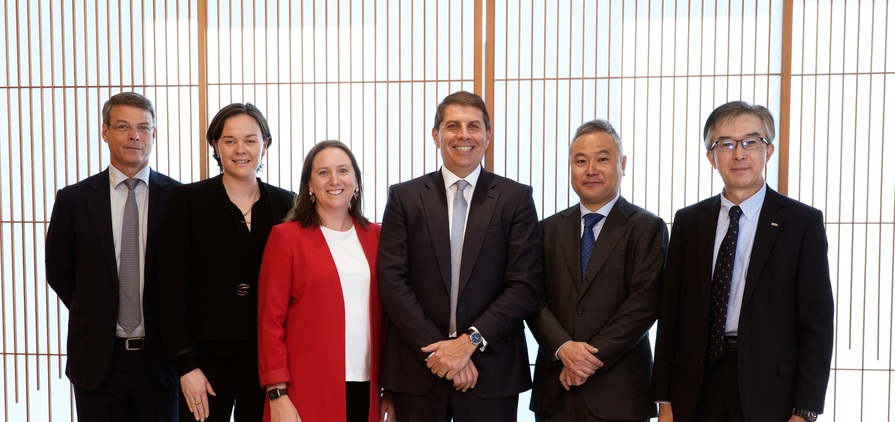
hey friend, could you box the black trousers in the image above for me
[692,350,745,422]
[534,387,649,422]
[178,354,263,422]
[392,378,518,422]
[74,340,178,422]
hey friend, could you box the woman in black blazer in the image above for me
[157,103,295,422]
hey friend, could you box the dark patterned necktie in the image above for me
[118,178,141,334]
[580,213,605,282]
[708,206,743,364]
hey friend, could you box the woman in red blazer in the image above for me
[257,140,394,422]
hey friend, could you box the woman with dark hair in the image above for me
[257,140,394,422]
[157,103,295,421]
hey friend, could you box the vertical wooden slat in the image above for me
[779,0,794,195]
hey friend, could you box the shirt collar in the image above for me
[441,165,482,190]
[720,184,766,221]
[579,193,620,219]
[109,164,151,188]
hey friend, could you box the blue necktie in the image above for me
[580,213,605,282]
[449,180,469,336]
[118,178,142,334]
[708,206,743,364]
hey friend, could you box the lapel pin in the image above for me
[771,222,779,227]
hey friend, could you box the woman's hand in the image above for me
[180,368,216,422]
[270,396,301,422]
[380,390,396,422]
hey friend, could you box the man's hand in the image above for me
[558,366,588,390]
[658,402,673,422]
[451,359,479,392]
[557,341,602,379]
[421,335,477,379]
[180,368,217,422]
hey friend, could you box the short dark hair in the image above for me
[432,90,492,132]
[570,119,624,156]
[284,140,370,229]
[703,101,776,150]
[102,92,156,124]
[206,103,273,172]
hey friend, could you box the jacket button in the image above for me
[576,308,584,314]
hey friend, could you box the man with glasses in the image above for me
[651,101,834,422]
[46,92,180,421]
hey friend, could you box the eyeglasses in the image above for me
[709,137,769,152]
[108,123,155,135]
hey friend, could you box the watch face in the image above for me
[470,331,483,345]
[268,389,284,400]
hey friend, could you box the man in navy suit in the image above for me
[46,92,180,421]
[528,119,668,421]
[379,90,543,421]
[651,101,834,422]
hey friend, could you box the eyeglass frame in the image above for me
[105,122,156,135]
[708,137,770,152]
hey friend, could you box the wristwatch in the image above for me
[267,388,288,401]
[793,408,818,422]
[466,328,484,348]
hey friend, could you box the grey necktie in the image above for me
[118,178,141,334]
[449,180,469,336]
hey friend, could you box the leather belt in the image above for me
[116,337,145,351]
[724,336,738,352]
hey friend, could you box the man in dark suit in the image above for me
[378,90,543,421]
[528,119,668,421]
[46,92,180,421]
[651,101,834,422]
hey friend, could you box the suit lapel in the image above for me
[698,196,723,318]
[421,172,453,292]
[581,197,633,294]
[556,206,583,292]
[742,187,785,307]
[87,169,118,285]
[144,170,171,277]
[458,171,497,295]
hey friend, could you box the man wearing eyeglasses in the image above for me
[46,92,181,421]
[651,101,834,422]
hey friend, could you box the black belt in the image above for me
[116,337,145,351]
[724,336,738,352]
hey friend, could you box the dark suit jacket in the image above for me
[45,168,180,390]
[527,197,668,420]
[651,186,834,421]
[155,175,295,375]
[378,169,543,398]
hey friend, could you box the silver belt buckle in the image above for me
[125,337,144,350]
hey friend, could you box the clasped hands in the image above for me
[556,341,603,390]
[422,335,479,392]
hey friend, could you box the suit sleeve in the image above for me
[588,215,668,369]
[651,210,686,402]
[45,188,76,308]
[378,185,446,353]
[257,224,294,387]
[526,221,572,361]
[468,186,543,352]
[155,187,198,375]
[794,209,834,412]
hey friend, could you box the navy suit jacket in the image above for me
[528,197,668,420]
[378,169,543,398]
[46,168,180,390]
[651,186,834,421]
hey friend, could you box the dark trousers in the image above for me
[392,378,518,422]
[534,387,649,422]
[692,350,745,422]
[74,340,178,422]
[347,381,371,422]
[178,354,263,422]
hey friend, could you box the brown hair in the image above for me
[432,90,492,132]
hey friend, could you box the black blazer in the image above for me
[528,197,668,420]
[378,169,543,398]
[155,175,295,375]
[651,186,834,421]
[45,168,180,389]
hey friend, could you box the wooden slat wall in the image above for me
[0,1,891,420]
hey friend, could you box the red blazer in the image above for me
[258,219,382,422]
